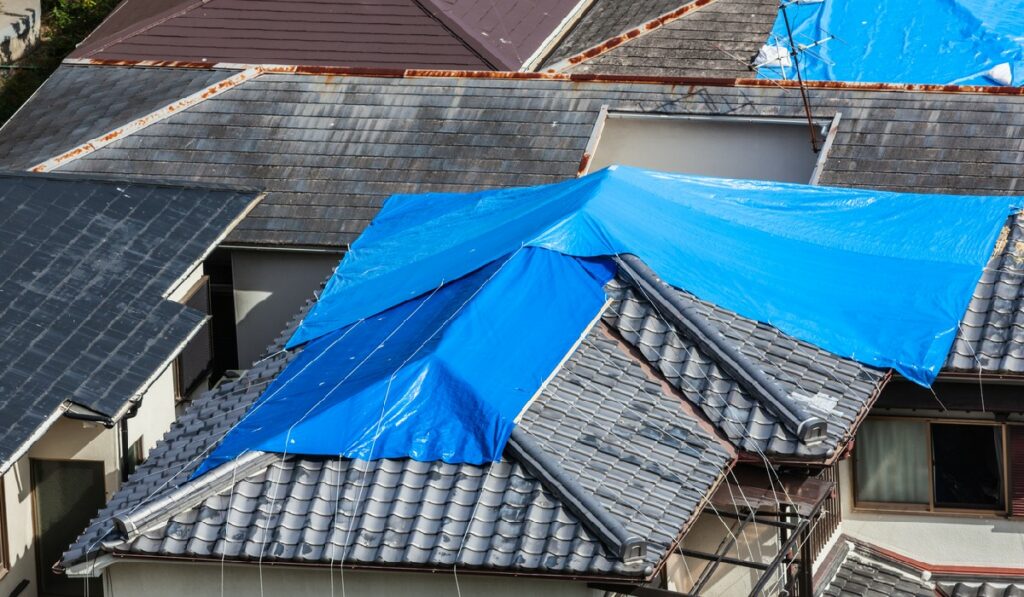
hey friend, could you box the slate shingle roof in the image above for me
[559,0,777,78]
[0,171,258,472]
[540,0,687,66]
[63,278,739,578]
[3,67,1023,378]
[0,65,235,170]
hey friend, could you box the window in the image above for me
[855,418,1016,514]
[31,459,105,596]
[585,111,829,184]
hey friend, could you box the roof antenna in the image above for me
[779,0,827,153]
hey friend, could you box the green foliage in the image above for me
[0,0,120,123]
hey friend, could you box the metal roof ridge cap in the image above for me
[543,0,720,73]
[522,0,595,71]
[73,0,209,59]
[29,66,262,173]
[506,428,647,566]
[412,0,504,69]
[113,450,277,543]
[614,254,827,444]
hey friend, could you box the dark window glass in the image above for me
[932,424,1004,510]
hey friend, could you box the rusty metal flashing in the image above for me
[59,57,1024,96]
[30,67,261,172]
[521,0,596,71]
[543,0,720,73]
[577,104,609,176]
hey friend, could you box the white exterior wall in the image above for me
[231,250,341,366]
[588,115,819,184]
[105,560,601,597]
[0,363,179,597]
[837,458,1024,568]
[665,512,783,596]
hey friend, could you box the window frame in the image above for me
[852,415,1013,517]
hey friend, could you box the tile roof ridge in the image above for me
[504,428,649,571]
[113,450,279,543]
[613,254,828,445]
[30,67,260,173]
[541,0,720,73]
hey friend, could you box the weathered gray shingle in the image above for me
[0,171,258,472]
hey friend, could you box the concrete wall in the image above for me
[105,560,601,597]
[837,457,1024,568]
[231,250,340,366]
[0,364,179,597]
[588,115,819,184]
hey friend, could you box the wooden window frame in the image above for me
[852,415,1013,518]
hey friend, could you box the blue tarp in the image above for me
[197,165,1021,474]
[290,165,1020,386]
[195,248,613,475]
[758,0,1024,86]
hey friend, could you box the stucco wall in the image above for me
[105,560,601,597]
[588,115,819,184]
[0,364,179,597]
[838,458,1024,567]
[231,250,341,366]
[665,512,782,596]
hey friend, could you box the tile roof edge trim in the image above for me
[506,429,648,570]
[115,451,278,544]
[57,58,1024,96]
[541,0,720,73]
[0,403,69,474]
[30,67,261,173]
[845,536,1024,579]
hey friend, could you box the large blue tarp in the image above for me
[290,165,1021,386]
[758,0,1024,86]
[195,248,613,475]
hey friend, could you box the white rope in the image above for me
[453,462,495,597]
[220,448,246,597]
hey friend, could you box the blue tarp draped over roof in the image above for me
[289,165,1020,386]
[757,0,1024,86]
[195,248,614,475]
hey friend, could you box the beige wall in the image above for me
[231,250,341,366]
[588,115,820,184]
[666,512,783,596]
[837,457,1024,567]
[0,364,179,597]
[105,560,600,597]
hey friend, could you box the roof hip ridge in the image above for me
[613,254,827,444]
[114,450,278,543]
[505,428,648,568]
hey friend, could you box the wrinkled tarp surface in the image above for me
[290,165,1020,386]
[196,248,613,474]
[759,0,1024,86]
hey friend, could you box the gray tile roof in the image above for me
[0,171,258,472]
[819,541,934,597]
[938,582,1024,597]
[63,279,735,579]
[604,274,886,459]
[540,0,687,66]
[561,0,776,78]
[0,65,235,170]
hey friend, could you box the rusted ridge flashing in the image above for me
[522,0,596,71]
[577,104,609,176]
[30,67,261,173]
[60,58,1024,96]
[544,0,719,73]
